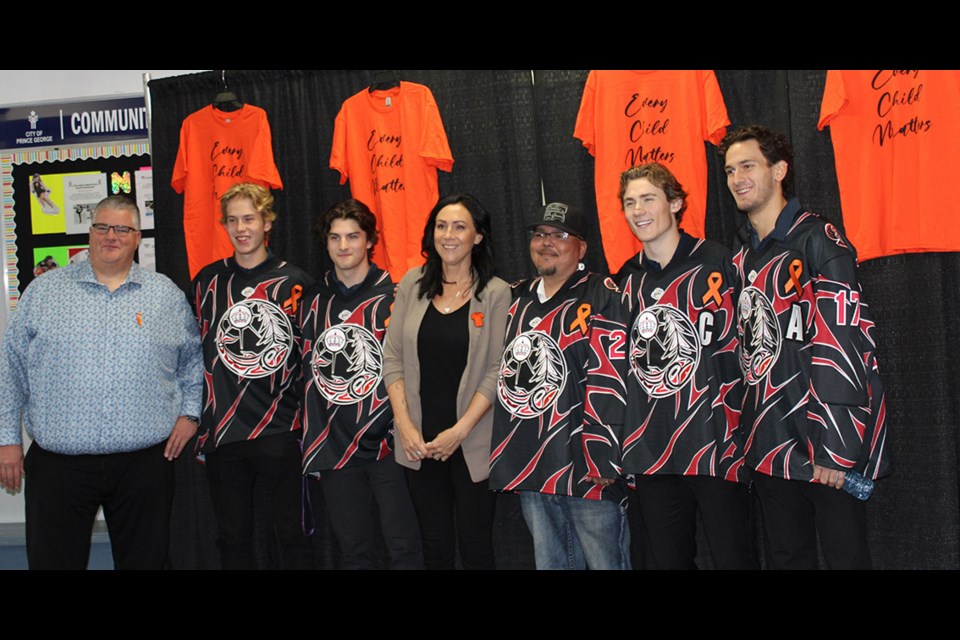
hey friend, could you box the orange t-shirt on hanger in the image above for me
[330,81,453,281]
[818,69,960,261]
[172,104,283,279]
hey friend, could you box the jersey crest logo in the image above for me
[630,305,700,397]
[216,299,293,378]
[737,287,781,385]
[824,223,848,249]
[312,323,383,405]
[498,330,567,418]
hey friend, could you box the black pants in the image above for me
[321,456,424,569]
[753,472,871,570]
[405,448,496,570]
[205,431,314,570]
[24,441,173,570]
[633,474,757,569]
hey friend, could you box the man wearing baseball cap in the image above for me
[489,202,632,569]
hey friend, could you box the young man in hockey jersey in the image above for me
[193,183,314,569]
[298,199,423,569]
[489,202,631,570]
[616,162,756,569]
[721,125,889,569]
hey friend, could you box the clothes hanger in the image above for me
[212,70,244,112]
[369,70,401,92]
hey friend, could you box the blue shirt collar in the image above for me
[641,230,695,274]
[745,197,801,250]
[73,257,145,287]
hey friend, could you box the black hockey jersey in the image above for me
[298,266,395,475]
[732,200,890,482]
[192,255,313,452]
[490,271,629,503]
[617,232,746,482]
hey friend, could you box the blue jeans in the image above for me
[519,491,631,570]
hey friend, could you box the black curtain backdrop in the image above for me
[149,69,959,570]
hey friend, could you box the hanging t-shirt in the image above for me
[172,104,283,279]
[574,70,729,273]
[330,81,454,281]
[818,69,960,261]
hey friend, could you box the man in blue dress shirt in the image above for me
[0,195,203,569]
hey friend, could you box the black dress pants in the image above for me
[205,431,314,569]
[633,474,757,570]
[24,441,173,570]
[753,472,871,570]
[321,456,424,569]
[405,448,496,570]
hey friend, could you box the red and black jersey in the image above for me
[617,232,746,483]
[297,266,395,476]
[490,271,629,503]
[732,199,890,483]
[192,255,313,452]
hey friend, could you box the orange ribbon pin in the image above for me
[783,259,803,297]
[702,272,722,306]
[283,284,303,314]
[570,303,591,335]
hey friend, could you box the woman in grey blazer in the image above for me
[383,193,510,570]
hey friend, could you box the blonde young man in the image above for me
[192,183,314,569]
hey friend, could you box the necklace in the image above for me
[440,278,473,314]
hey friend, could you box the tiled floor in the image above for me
[0,523,114,569]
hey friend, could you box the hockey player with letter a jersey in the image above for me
[723,125,888,569]
[733,199,889,484]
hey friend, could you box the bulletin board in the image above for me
[2,143,151,313]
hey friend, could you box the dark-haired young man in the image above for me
[616,162,754,569]
[721,125,889,569]
[193,183,314,569]
[298,199,423,569]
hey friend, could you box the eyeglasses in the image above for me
[91,223,138,236]
[529,230,579,241]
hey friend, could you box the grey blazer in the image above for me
[382,268,511,482]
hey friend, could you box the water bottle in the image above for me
[842,470,874,501]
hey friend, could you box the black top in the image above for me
[298,264,396,473]
[731,201,890,482]
[191,253,313,451]
[417,302,469,441]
